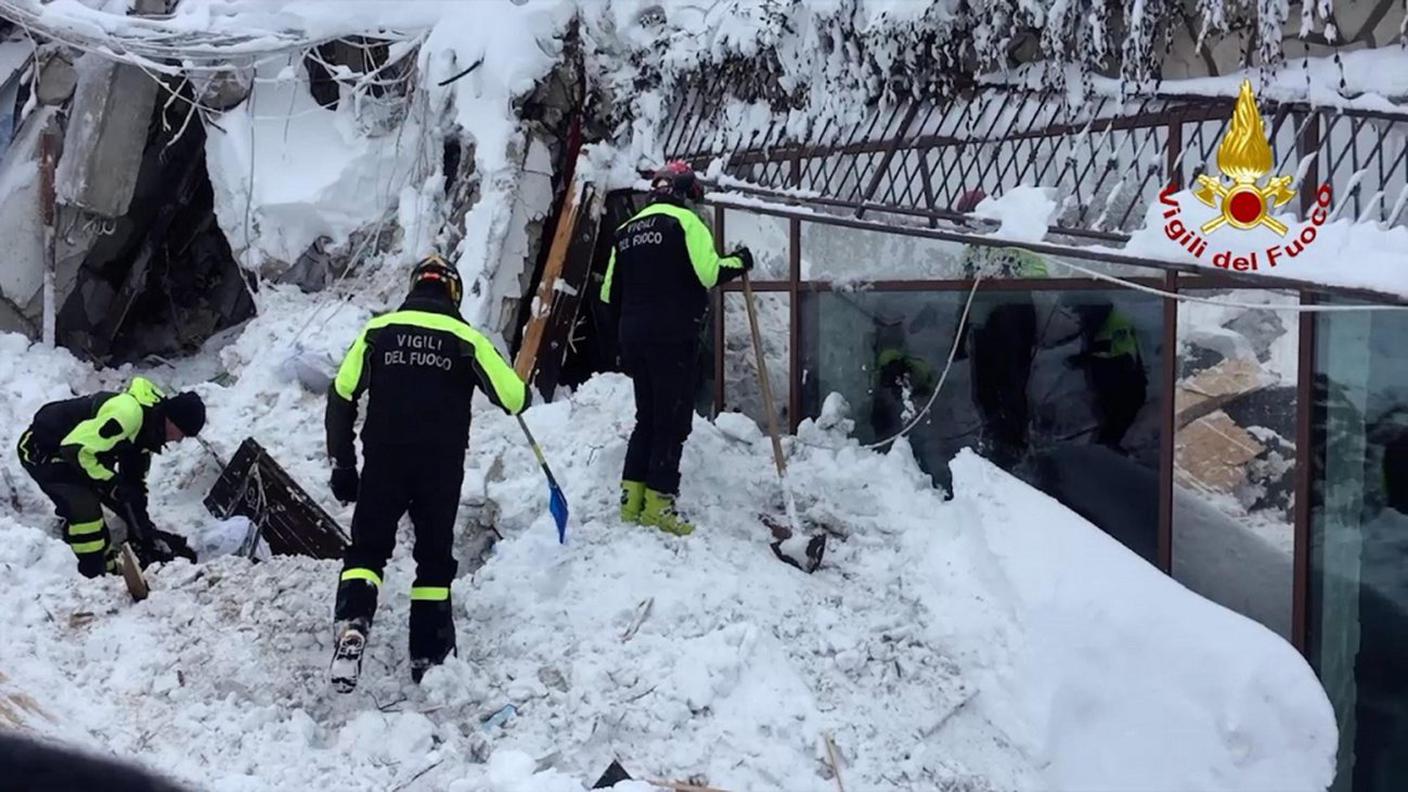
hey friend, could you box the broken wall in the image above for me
[0,108,57,337]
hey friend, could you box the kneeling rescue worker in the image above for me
[325,254,527,692]
[599,161,753,536]
[16,377,204,576]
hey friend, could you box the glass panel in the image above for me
[723,292,789,430]
[1172,289,1298,639]
[799,283,1165,563]
[800,222,967,280]
[799,221,1164,281]
[1311,302,1408,792]
[723,210,789,280]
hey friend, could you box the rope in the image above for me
[1049,258,1408,312]
[850,276,982,451]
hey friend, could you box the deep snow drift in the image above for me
[0,289,1337,791]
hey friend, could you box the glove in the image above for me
[133,528,198,567]
[731,247,754,271]
[331,466,359,504]
[110,479,146,511]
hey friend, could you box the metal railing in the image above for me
[656,72,1408,239]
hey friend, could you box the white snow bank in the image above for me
[203,53,427,270]
[0,305,1337,791]
[936,451,1335,791]
[193,0,574,337]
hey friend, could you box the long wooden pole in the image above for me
[740,269,800,536]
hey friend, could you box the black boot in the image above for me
[408,598,456,684]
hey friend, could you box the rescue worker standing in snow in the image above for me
[16,377,204,576]
[1064,302,1148,452]
[600,162,752,536]
[324,254,527,692]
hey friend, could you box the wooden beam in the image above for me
[514,178,584,382]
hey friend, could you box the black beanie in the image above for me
[163,391,206,437]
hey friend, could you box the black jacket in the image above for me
[21,378,168,504]
[599,197,745,344]
[325,289,528,468]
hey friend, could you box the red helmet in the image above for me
[650,160,704,202]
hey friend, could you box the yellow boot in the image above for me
[641,489,694,536]
[620,480,646,524]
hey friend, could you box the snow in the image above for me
[0,291,1338,790]
[1118,186,1408,299]
[204,53,426,271]
[970,186,1058,244]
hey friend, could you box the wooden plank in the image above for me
[514,178,584,381]
[203,438,349,559]
[524,183,602,397]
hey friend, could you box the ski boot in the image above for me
[641,489,694,536]
[330,618,370,694]
[620,480,646,524]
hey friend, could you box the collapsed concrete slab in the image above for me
[0,107,61,337]
[55,54,159,218]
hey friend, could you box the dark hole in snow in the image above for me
[302,37,400,111]
[56,78,254,364]
[443,135,463,194]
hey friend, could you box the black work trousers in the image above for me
[620,336,698,495]
[17,432,112,578]
[1088,357,1148,450]
[335,443,464,663]
[971,301,1038,468]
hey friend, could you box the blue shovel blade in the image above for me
[548,485,569,543]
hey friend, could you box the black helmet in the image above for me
[411,254,463,307]
[650,160,704,202]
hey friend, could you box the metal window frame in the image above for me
[705,194,1385,657]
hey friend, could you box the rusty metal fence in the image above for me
[658,73,1408,240]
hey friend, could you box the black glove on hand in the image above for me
[732,247,754,271]
[152,529,198,564]
[331,466,359,504]
[110,479,146,510]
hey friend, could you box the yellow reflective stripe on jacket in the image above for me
[70,538,107,554]
[341,567,383,588]
[600,247,617,304]
[59,393,144,482]
[1093,313,1138,359]
[127,377,165,407]
[604,203,742,297]
[410,586,450,601]
[333,329,372,401]
[335,310,527,415]
[67,518,104,536]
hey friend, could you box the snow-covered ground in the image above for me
[0,286,1337,791]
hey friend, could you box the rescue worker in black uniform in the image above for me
[16,377,204,576]
[599,162,752,536]
[325,254,528,691]
[1064,302,1148,452]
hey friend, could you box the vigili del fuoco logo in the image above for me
[1159,79,1333,271]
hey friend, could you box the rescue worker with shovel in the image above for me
[16,377,203,577]
[324,254,527,691]
[599,161,753,536]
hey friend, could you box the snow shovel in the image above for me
[517,415,569,543]
[739,270,826,574]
